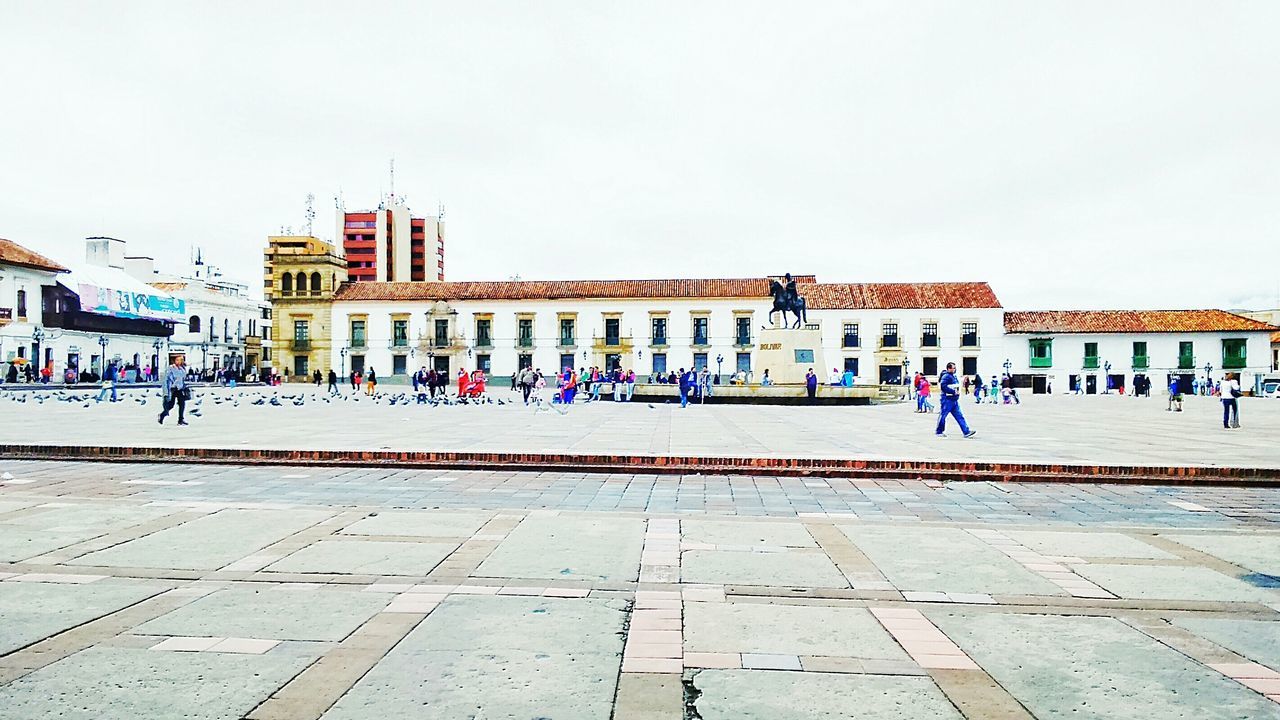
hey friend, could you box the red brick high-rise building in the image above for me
[336,196,444,283]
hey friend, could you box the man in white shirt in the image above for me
[1221,373,1241,429]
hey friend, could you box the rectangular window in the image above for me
[1178,340,1195,369]
[921,322,938,348]
[736,352,751,373]
[1132,341,1149,369]
[693,317,709,346]
[961,322,978,347]
[350,320,366,348]
[842,323,859,348]
[390,320,407,347]
[922,356,938,376]
[1029,338,1053,368]
[518,318,533,347]
[434,319,449,347]
[652,352,667,374]
[652,317,668,345]
[262,347,271,361]
[1222,338,1247,369]
[518,353,532,369]
[693,352,708,370]
[475,319,492,347]
[351,354,364,373]
[559,353,575,372]
[293,356,308,376]
[962,356,978,376]
[292,320,310,351]
[1084,342,1099,369]
[477,354,491,373]
[560,318,575,346]
[604,318,620,346]
[844,357,860,375]
[735,317,751,345]
[392,354,407,375]
[881,323,899,348]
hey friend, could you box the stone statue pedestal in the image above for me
[755,327,826,385]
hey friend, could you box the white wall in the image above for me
[1005,331,1273,390]
[327,298,1008,383]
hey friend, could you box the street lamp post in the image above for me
[97,334,109,373]
[901,358,910,386]
[32,327,45,372]
[199,342,209,373]
[339,347,347,375]
[1103,360,1112,393]
[716,354,723,381]
[1205,363,1213,395]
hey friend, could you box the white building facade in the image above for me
[325,278,1008,384]
[1003,310,1276,394]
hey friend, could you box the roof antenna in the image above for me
[304,193,315,236]
[389,157,395,200]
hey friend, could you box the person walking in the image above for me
[157,355,189,426]
[312,369,322,386]
[678,367,692,408]
[919,375,934,413]
[805,368,818,402]
[1167,377,1183,412]
[327,369,338,395]
[936,362,976,438]
[1221,373,1241,428]
[625,369,636,401]
[699,367,712,403]
[95,362,119,403]
[366,368,377,396]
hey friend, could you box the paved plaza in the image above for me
[0,458,1278,718]
[1,385,1278,469]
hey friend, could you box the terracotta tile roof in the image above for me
[1272,330,1280,344]
[148,282,189,292]
[333,278,1002,309]
[0,237,68,273]
[1005,310,1278,334]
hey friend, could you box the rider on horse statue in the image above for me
[768,273,808,329]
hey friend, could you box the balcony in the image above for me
[1029,356,1053,369]
[516,337,534,349]
[842,335,859,349]
[292,339,311,351]
[1083,356,1100,369]
[880,335,899,349]
[734,335,751,347]
[558,336,576,349]
[1177,354,1195,370]
[350,338,367,349]
[921,335,939,348]
[1223,356,1247,370]
[1132,355,1150,370]
[692,335,710,347]
[651,335,668,347]
[474,336,493,350]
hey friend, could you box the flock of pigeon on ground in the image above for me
[0,386,519,418]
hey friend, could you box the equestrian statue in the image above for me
[768,273,808,329]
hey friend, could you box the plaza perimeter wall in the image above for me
[3,444,1277,486]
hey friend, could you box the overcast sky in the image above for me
[2,2,1277,310]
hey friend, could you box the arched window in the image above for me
[189,316,201,333]
[236,320,243,340]
[310,272,321,294]
[281,273,293,294]
[296,272,308,293]
[209,316,215,341]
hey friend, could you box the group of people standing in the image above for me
[535,366,641,406]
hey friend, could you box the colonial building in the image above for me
[1003,310,1276,394]
[324,277,1006,384]
[264,235,348,378]
[0,237,69,370]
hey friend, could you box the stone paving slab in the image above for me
[688,669,962,719]
[322,595,625,719]
[338,510,492,538]
[0,506,176,562]
[1172,618,1280,670]
[684,602,909,659]
[0,579,169,655]
[841,526,1064,595]
[1004,530,1178,559]
[0,645,318,720]
[1165,533,1280,575]
[66,509,332,571]
[265,539,458,576]
[476,515,646,582]
[681,519,818,548]
[682,549,848,588]
[930,612,1280,720]
[135,585,390,641]
[1073,564,1280,603]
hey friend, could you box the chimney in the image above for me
[85,237,126,269]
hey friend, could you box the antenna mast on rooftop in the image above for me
[304,193,316,236]
[389,157,395,200]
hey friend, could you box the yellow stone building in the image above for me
[263,235,347,379]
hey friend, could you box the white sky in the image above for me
[2,2,1277,310]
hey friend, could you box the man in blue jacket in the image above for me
[936,362,976,438]
[679,367,695,408]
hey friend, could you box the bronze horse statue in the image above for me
[768,275,808,329]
